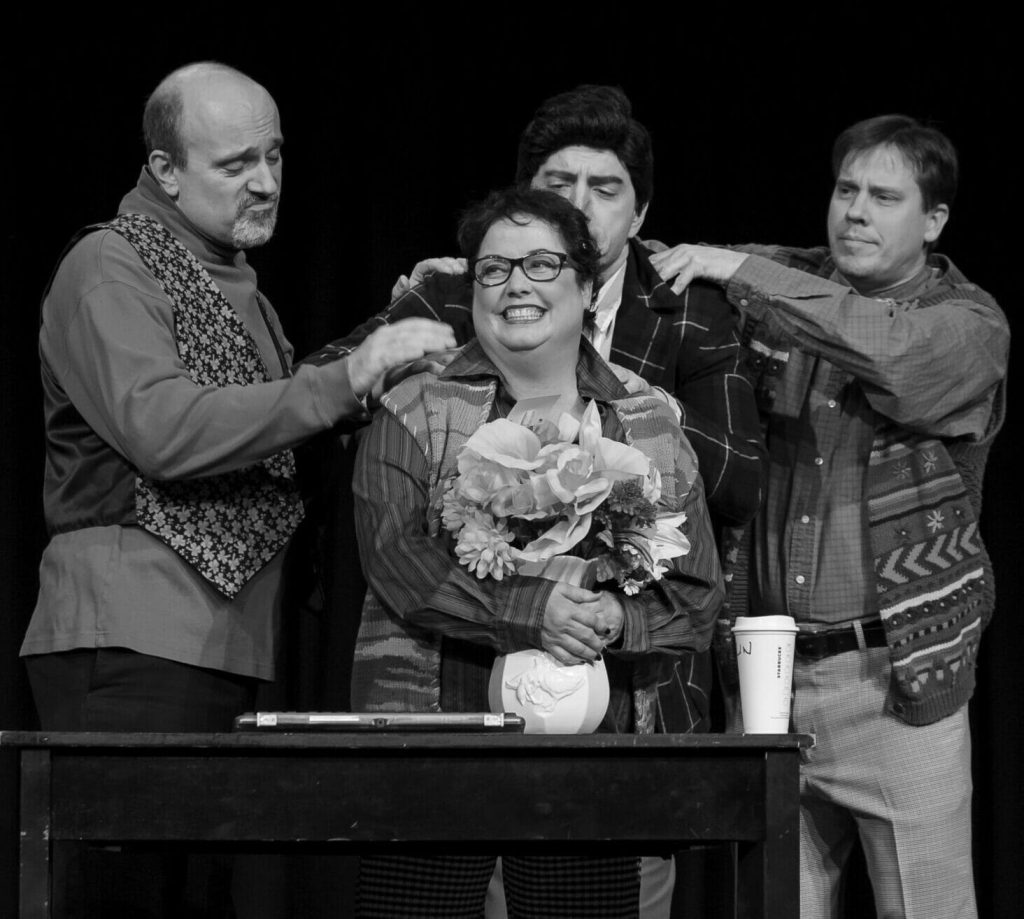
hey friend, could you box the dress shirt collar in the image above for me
[591,260,628,335]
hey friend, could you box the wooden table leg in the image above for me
[18,749,51,919]
[762,749,800,918]
[734,750,801,919]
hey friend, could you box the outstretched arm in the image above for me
[44,232,456,481]
[300,271,474,369]
[649,243,1009,440]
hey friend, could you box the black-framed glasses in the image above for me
[469,250,576,286]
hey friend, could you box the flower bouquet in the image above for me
[439,400,691,733]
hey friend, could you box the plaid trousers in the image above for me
[358,854,640,918]
[794,646,976,918]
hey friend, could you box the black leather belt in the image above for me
[795,618,887,661]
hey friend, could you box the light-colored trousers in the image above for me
[793,646,976,919]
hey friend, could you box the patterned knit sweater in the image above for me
[729,247,1006,725]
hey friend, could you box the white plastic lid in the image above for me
[732,615,798,633]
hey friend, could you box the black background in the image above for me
[2,14,1019,917]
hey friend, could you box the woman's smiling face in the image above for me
[471,216,591,363]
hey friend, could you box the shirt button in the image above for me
[828,399,837,408]
[795,575,806,585]
[800,515,810,524]
[740,298,749,307]
[814,456,824,466]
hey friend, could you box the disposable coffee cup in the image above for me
[732,615,798,733]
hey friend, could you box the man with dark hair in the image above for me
[309,80,764,715]
[318,85,763,538]
[305,84,762,917]
[514,84,653,279]
[307,83,761,919]
[649,114,1009,918]
[20,60,454,917]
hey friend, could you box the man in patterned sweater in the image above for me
[21,61,454,917]
[649,114,1009,919]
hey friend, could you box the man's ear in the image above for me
[924,203,950,245]
[628,202,650,239]
[148,150,180,199]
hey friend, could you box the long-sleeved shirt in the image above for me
[306,237,765,531]
[22,168,363,679]
[351,339,724,727]
[726,246,1008,627]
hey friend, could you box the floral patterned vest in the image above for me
[103,214,304,598]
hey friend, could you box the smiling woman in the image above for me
[349,187,724,918]
[462,189,600,415]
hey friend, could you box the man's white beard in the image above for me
[231,205,278,249]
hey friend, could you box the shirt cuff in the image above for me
[496,577,556,653]
[614,594,651,654]
[728,253,844,317]
[302,355,368,426]
[725,254,789,318]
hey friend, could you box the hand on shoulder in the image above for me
[648,244,749,295]
[390,256,468,302]
[346,318,457,399]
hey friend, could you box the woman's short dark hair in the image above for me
[457,187,601,290]
[515,85,653,213]
[832,114,958,212]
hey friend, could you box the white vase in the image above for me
[488,556,610,734]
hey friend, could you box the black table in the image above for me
[1,730,811,918]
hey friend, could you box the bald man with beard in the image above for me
[21,61,453,917]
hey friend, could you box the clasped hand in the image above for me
[390,257,468,301]
[541,582,624,666]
